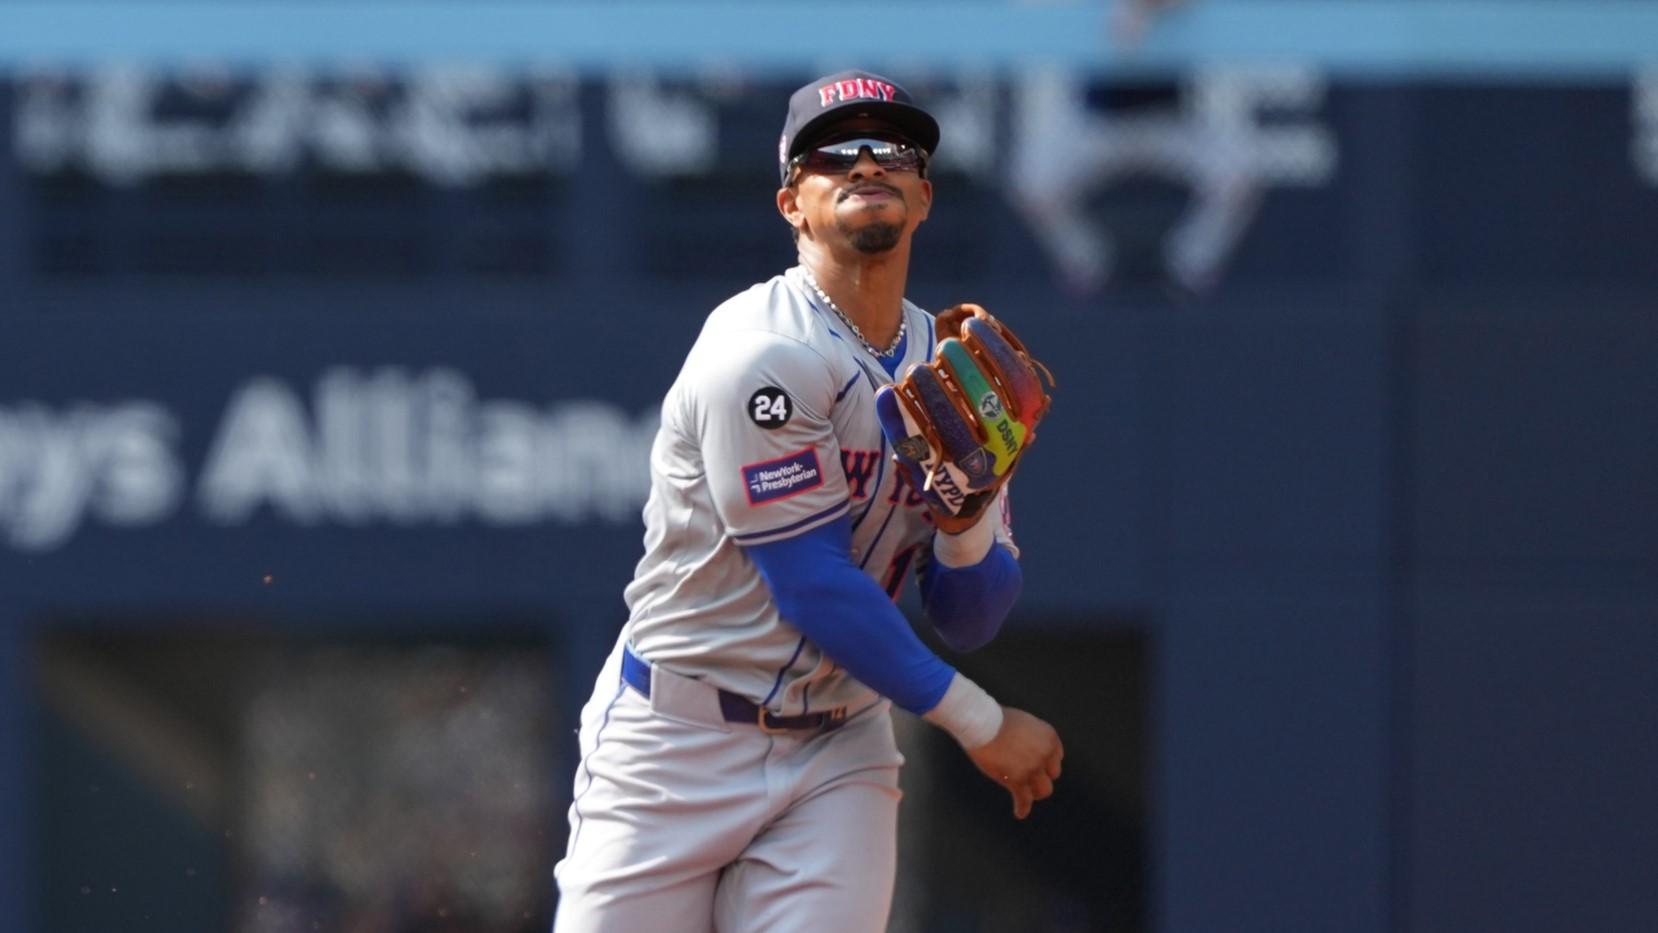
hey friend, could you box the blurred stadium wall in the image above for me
[2,2,1657,931]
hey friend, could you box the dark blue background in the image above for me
[3,77,1656,932]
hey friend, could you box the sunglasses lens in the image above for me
[796,137,925,174]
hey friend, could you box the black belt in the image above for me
[621,645,847,734]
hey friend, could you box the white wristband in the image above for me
[932,509,997,568]
[923,673,1005,750]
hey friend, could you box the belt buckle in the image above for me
[757,705,848,734]
[757,706,793,735]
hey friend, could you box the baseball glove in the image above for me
[874,304,1055,534]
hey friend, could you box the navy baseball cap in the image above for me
[778,70,940,183]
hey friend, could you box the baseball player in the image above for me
[553,70,1064,933]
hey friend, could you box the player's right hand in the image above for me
[964,707,1064,819]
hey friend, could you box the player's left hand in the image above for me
[875,304,1054,534]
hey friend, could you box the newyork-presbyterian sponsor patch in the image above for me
[742,448,824,505]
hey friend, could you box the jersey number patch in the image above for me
[748,387,793,429]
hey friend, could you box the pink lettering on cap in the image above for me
[817,77,900,109]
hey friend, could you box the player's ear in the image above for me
[777,184,806,236]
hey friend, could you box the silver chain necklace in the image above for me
[801,268,906,359]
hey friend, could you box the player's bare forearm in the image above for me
[964,707,1064,819]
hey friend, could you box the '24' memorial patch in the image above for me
[742,448,824,505]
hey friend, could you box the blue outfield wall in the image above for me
[3,72,1658,932]
[0,297,1397,933]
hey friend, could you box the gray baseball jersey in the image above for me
[620,265,944,716]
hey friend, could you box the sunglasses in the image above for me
[790,137,929,177]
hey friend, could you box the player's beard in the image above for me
[843,221,902,254]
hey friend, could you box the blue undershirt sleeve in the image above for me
[918,544,1023,653]
[743,515,957,715]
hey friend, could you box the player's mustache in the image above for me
[838,182,904,203]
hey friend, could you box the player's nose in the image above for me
[846,147,886,179]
